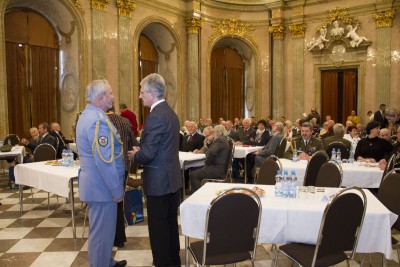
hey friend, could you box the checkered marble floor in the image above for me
[0,177,399,266]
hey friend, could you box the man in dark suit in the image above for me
[225,120,239,142]
[21,122,55,162]
[50,122,71,159]
[374,103,388,128]
[180,121,204,152]
[322,123,351,151]
[128,73,181,267]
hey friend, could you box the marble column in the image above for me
[269,25,285,119]
[91,1,108,80]
[186,17,202,121]
[289,23,306,120]
[117,2,136,110]
[373,9,395,106]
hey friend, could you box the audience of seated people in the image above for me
[322,123,351,151]
[180,121,205,152]
[225,120,239,142]
[21,122,55,163]
[245,119,270,146]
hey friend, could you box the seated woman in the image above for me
[244,119,270,146]
[343,125,360,149]
[189,125,230,193]
[354,121,392,163]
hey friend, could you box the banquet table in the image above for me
[180,182,397,265]
[15,161,79,238]
[279,158,384,188]
[0,145,26,163]
[233,145,263,183]
[179,152,206,198]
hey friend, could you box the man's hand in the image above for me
[298,152,310,161]
[113,196,124,203]
[127,146,140,159]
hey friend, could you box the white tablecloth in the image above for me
[68,143,78,154]
[279,158,384,188]
[0,145,26,163]
[15,161,79,198]
[233,145,263,158]
[179,151,206,169]
[180,183,397,259]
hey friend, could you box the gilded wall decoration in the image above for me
[288,23,306,38]
[373,10,395,28]
[293,7,303,16]
[186,17,203,33]
[272,9,281,19]
[91,0,111,11]
[56,21,76,44]
[209,19,255,44]
[116,0,136,18]
[268,25,285,39]
[74,0,85,14]
[193,0,202,13]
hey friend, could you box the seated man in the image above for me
[283,122,324,160]
[246,122,284,183]
[379,125,400,170]
[189,125,230,192]
[193,126,214,154]
[225,120,239,142]
[21,122,55,162]
[180,121,205,152]
[233,118,255,178]
[322,123,351,151]
[379,128,394,144]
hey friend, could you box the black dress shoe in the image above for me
[113,242,124,248]
[114,260,127,267]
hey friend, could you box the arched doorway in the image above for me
[5,10,59,138]
[211,46,244,121]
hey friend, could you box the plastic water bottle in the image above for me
[289,170,297,198]
[331,148,336,161]
[275,170,282,197]
[282,170,290,198]
[68,149,74,165]
[61,149,68,167]
[292,152,298,162]
[336,149,342,164]
[349,147,355,163]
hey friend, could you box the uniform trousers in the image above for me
[88,201,118,267]
[147,192,181,267]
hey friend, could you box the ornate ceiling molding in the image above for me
[91,0,110,11]
[116,0,136,18]
[320,7,359,31]
[288,23,306,39]
[186,17,203,33]
[269,25,285,40]
[209,19,255,44]
[373,9,395,28]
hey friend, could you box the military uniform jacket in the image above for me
[283,136,323,159]
[76,104,125,202]
[133,101,182,196]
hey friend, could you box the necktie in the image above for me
[305,140,308,147]
[187,134,192,141]
[38,136,43,143]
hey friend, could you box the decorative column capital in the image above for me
[91,0,110,11]
[373,9,395,28]
[193,0,203,13]
[116,0,136,18]
[269,25,285,39]
[288,23,306,38]
[186,17,203,33]
[74,0,85,14]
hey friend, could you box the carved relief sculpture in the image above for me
[307,26,329,51]
[330,20,344,40]
[345,24,368,47]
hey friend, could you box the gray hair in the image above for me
[214,124,227,137]
[140,73,166,99]
[385,107,398,116]
[301,122,313,131]
[333,123,345,136]
[203,126,214,135]
[86,80,109,103]
[275,122,284,133]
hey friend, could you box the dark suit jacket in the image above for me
[51,130,67,159]
[227,130,239,142]
[133,101,182,196]
[322,135,351,151]
[25,133,55,151]
[283,136,323,159]
[237,127,255,143]
[255,132,284,167]
[374,110,388,128]
[180,132,205,152]
[245,130,270,146]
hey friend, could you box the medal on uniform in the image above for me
[98,136,108,147]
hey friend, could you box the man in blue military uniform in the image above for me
[76,80,127,267]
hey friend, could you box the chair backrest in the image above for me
[315,160,343,187]
[33,143,57,162]
[381,154,398,182]
[312,187,367,266]
[4,134,20,146]
[200,187,262,265]
[276,137,287,158]
[256,155,282,185]
[325,141,350,159]
[378,169,400,231]
[303,150,329,186]
[224,137,235,181]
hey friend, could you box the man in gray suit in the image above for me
[246,122,284,183]
[128,73,181,266]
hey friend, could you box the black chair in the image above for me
[188,187,262,266]
[4,134,20,146]
[315,160,343,188]
[273,187,367,267]
[381,154,398,184]
[276,138,287,158]
[303,150,329,186]
[33,143,56,162]
[377,169,400,264]
[325,141,350,160]
[255,155,282,185]
[201,137,235,185]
